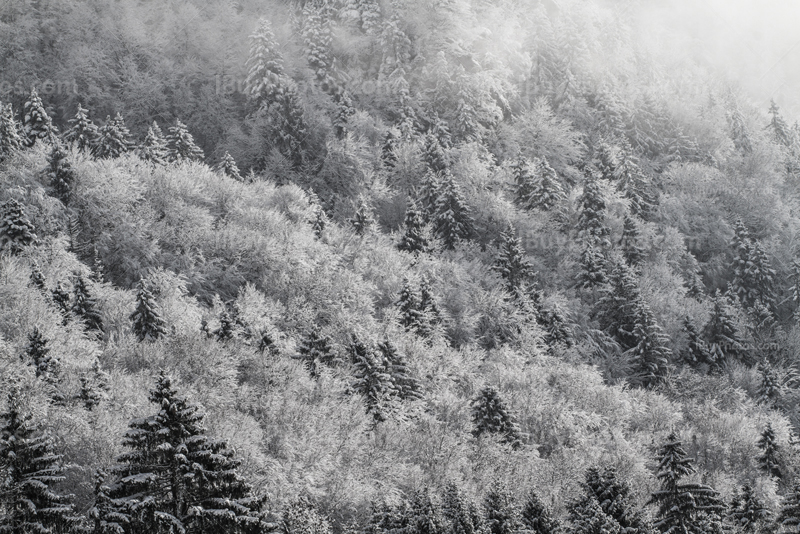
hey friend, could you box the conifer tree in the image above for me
[681,316,716,369]
[729,484,769,533]
[620,216,645,267]
[729,107,752,154]
[578,172,611,246]
[0,198,37,255]
[422,132,448,174]
[597,263,642,350]
[350,198,375,237]
[730,220,776,309]
[757,422,782,479]
[520,490,558,534]
[483,481,520,534]
[442,482,485,534]
[130,279,167,342]
[581,466,650,533]
[381,128,400,169]
[434,172,474,250]
[24,327,59,382]
[0,102,23,163]
[63,103,98,152]
[529,157,565,211]
[245,18,285,108]
[215,307,235,341]
[78,374,103,411]
[419,276,442,327]
[379,339,423,402]
[768,100,792,147]
[408,488,447,534]
[217,151,243,181]
[397,279,429,337]
[398,200,432,254]
[302,2,335,86]
[258,330,280,356]
[22,86,56,146]
[270,84,308,169]
[296,328,338,379]
[166,119,204,163]
[138,121,169,165]
[471,386,522,449]
[649,432,725,534]
[757,360,782,409]
[492,225,534,299]
[567,494,620,534]
[627,301,672,388]
[104,372,266,533]
[52,281,72,325]
[703,291,746,364]
[88,469,127,534]
[779,483,800,533]
[93,113,132,159]
[47,141,76,205]
[282,496,332,534]
[311,205,327,240]
[0,386,80,532]
[512,156,537,210]
[350,335,393,423]
[29,260,46,292]
[577,243,607,290]
[72,275,104,333]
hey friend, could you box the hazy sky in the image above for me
[630,0,800,119]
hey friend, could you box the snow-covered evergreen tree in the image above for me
[422,133,448,174]
[130,279,167,342]
[72,275,104,333]
[620,215,645,267]
[434,172,473,250]
[442,482,484,534]
[29,260,46,292]
[768,100,792,147]
[350,335,393,423]
[93,113,132,159]
[567,494,620,534]
[581,466,650,533]
[757,422,782,479]
[22,86,56,146]
[730,219,775,309]
[270,83,308,169]
[512,156,536,210]
[779,483,800,534]
[379,338,422,402]
[138,121,169,165]
[703,291,746,364]
[397,278,429,337]
[350,198,375,237]
[529,157,565,212]
[63,103,98,152]
[398,200,432,254]
[52,281,71,325]
[578,172,611,246]
[24,327,59,382]
[483,480,520,534]
[295,328,338,379]
[520,490,558,534]
[729,484,769,533]
[0,198,37,255]
[215,307,236,341]
[757,360,783,409]
[577,243,607,290]
[471,386,522,449]
[626,301,672,388]
[47,141,76,205]
[597,262,642,350]
[0,102,23,162]
[681,316,716,370]
[217,151,243,181]
[492,225,534,299]
[245,18,285,108]
[166,119,204,163]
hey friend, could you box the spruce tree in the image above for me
[138,122,169,165]
[578,172,611,246]
[311,205,327,240]
[379,339,423,402]
[757,422,782,479]
[729,107,752,155]
[245,18,285,108]
[29,260,46,292]
[419,276,442,327]
[398,200,432,254]
[703,291,746,364]
[215,307,235,341]
[63,103,98,152]
[757,360,782,409]
[492,225,534,299]
[581,466,650,533]
[47,141,76,205]
[520,490,558,534]
[681,316,716,369]
[729,484,769,533]
[768,100,792,147]
[649,432,725,534]
[270,83,308,169]
[104,372,266,533]
[350,335,393,423]
[0,386,80,533]
[567,494,620,534]
[483,481,520,534]
[72,275,104,333]
[22,86,56,146]
[93,113,132,159]
[779,483,800,533]
[381,128,399,169]
[295,328,338,379]
[730,219,776,309]
[130,279,167,342]
[350,198,375,237]
[52,281,71,325]
[0,102,23,163]
[88,469,127,534]
[471,386,522,449]
[418,171,442,222]
[217,151,243,181]
[0,198,37,255]
[512,156,537,210]
[597,262,642,350]
[434,172,474,250]
[442,482,485,534]
[397,278,429,337]
[78,374,103,411]
[258,329,280,356]
[627,301,672,388]
[620,216,645,267]
[24,327,59,382]
[166,119,204,163]
[422,132,448,173]
[577,243,607,290]
[529,157,565,211]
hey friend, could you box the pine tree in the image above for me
[104,372,266,533]
[0,102,23,163]
[492,225,534,299]
[130,279,167,342]
[350,335,393,423]
[0,386,80,532]
[620,216,645,267]
[422,133,448,173]
[442,482,485,534]
[91,246,105,284]
[0,198,37,255]
[138,122,169,165]
[398,200,432,254]
[258,330,280,356]
[483,481,520,534]
[302,2,335,86]
[729,484,769,533]
[270,83,308,169]
[681,317,716,369]
[578,172,611,246]
[381,128,400,169]
[245,18,285,108]
[29,260,46,292]
[757,422,782,479]
[78,375,103,411]
[627,301,672,388]
[88,469,127,534]
[703,291,746,364]
[215,307,235,341]
[729,107,752,154]
[295,328,338,379]
[757,360,782,409]
[47,141,76,205]
[779,483,800,534]
[350,198,375,237]
[471,386,522,449]
[418,171,442,223]
[24,327,59,381]
[72,275,104,333]
[529,158,565,211]
[567,494,620,534]
[93,113,132,159]
[166,119,204,163]
[408,488,447,534]
[217,151,243,181]
[577,243,607,290]
[649,432,725,534]
[434,172,474,250]
[52,281,71,325]
[730,220,775,309]
[397,278,429,337]
[520,490,558,534]
[597,263,642,350]
[22,86,56,146]
[63,103,98,152]
[379,339,423,402]
[581,466,650,533]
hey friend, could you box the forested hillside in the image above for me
[3,0,800,533]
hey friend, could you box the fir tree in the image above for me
[419,276,442,326]
[597,263,642,350]
[270,83,308,169]
[422,133,448,173]
[434,172,474,250]
[397,278,429,337]
[350,335,393,423]
[166,119,204,163]
[78,374,103,411]
[398,200,432,254]
[581,466,650,533]
[47,141,76,205]
[350,198,375,237]
[93,113,132,159]
[88,469,127,534]
[0,198,37,255]
[757,360,783,409]
[381,128,399,169]
[52,281,71,325]
[63,103,98,152]
[0,102,23,163]
[577,243,608,290]
[649,432,725,534]
[681,317,716,370]
[483,481,520,534]
[72,275,104,333]
[379,339,423,402]
[729,106,752,154]
[779,483,800,534]
[130,279,167,342]
[245,18,285,108]
[22,86,56,146]
[529,157,565,211]
[409,488,447,534]
[520,490,558,534]
[258,330,280,356]
[512,156,537,210]
[492,225,534,298]
[578,172,611,246]
[104,372,266,533]
[215,307,235,341]
[730,220,775,309]
[311,205,326,240]
[768,100,792,147]
[418,171,442,222]
[703,291,746,364]
[29,260,46,292]
[217,151,243,181]
[627,301,672,388]
[0,386,80,532]
[302,2,335,86]
[729,484,769,533]
[24,327,59,381]
[757,422,782,479]
[442,482,485,534]
[471,386,522,449]
[567,494,620,534]
[295,328,338,379]
[620,216,645,267]
[138,122,169,165]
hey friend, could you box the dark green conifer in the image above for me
[52,281,71,325]
[757,422,782,479]
[471,386,522,449]
[757,360,782,409]
[270,83,308,169]
[627,301,672,388]
[422,133,448,173]
[567,494,620,534]
[779,483,800,533]
[529,157,565,211]
[419,276,442,326]
[0,102,23,162]
[681,316,716,369]
[577,243,607,290]
[512,156,536,210]
[350,335,393,423]
[381,128,400,169]
[47,141,76,205]
[578,172,611,246]
[409,488,447,534]
[29,260,46,292]
[282,496,332,534]
[581,466,650,533]
[215,307,235,341]
[0,198,37,255]
[63,103,98,152]
[397,279,428,337]
[88,469,127,534]
[24,327,58,381]
[311,205,327,239]
[130,279,167,342]
[78,374,103,411]
[166,119,204,163]
[72,275,104,333]
[703,291,746,364]
[379,339,423,402]
[597,263,642,350]
[442,482,485,534]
